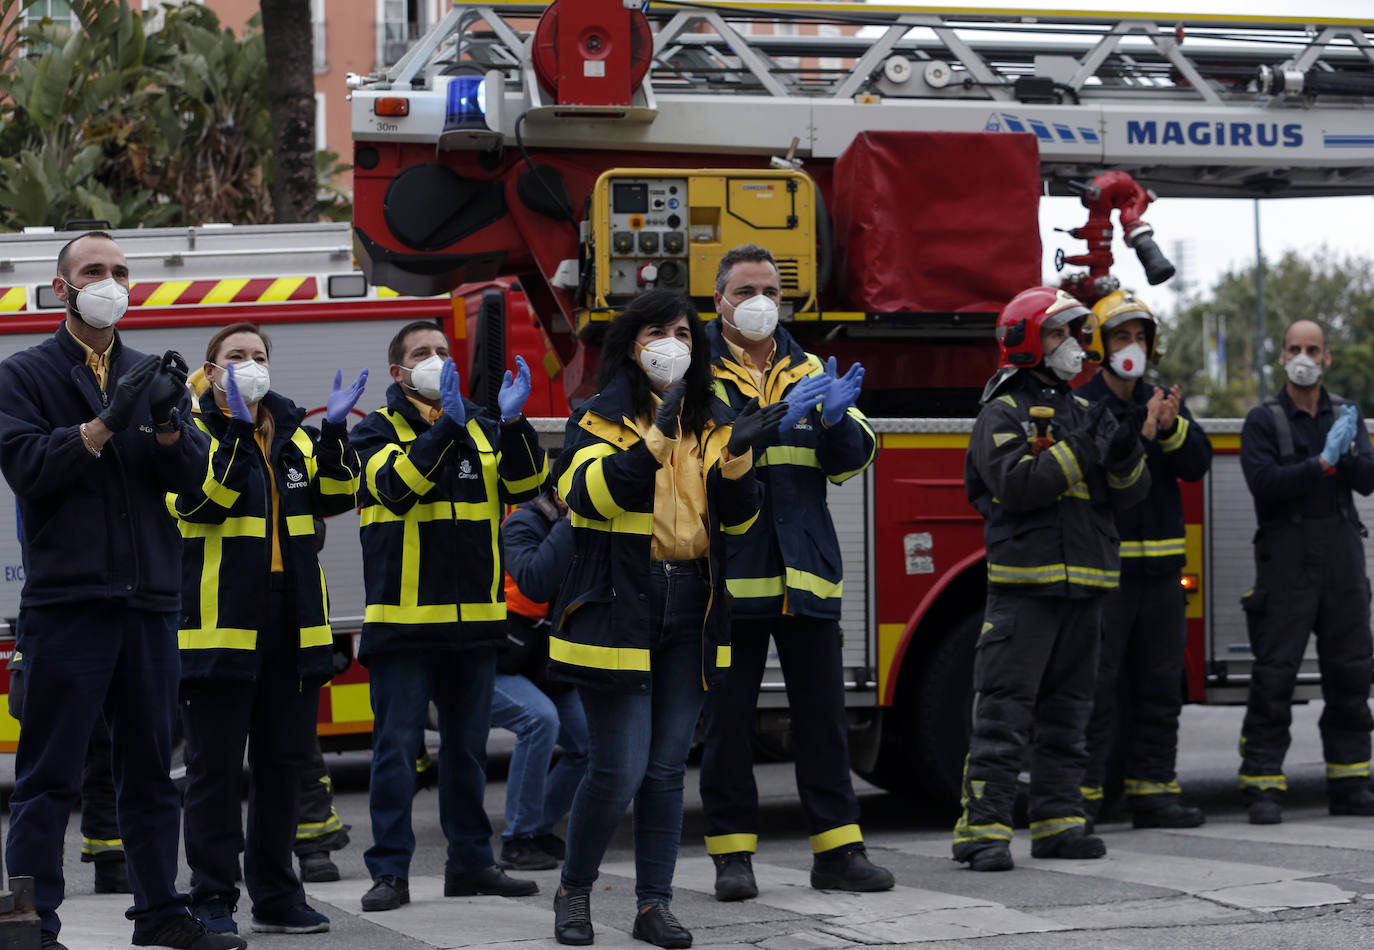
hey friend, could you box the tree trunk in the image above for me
[259,0,316,222]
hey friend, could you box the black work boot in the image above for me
[1030,828,1106,859]
[1082,795,1102,836]
[1247,790,1283,825]
[94,857,131,894]
[1329,780,1374,816]
[953,840,1014,872]
[810,844,894,891]
[553,886,594,946]
[1131,797,1205,829]
[711,852,758,902]
[299,851,341,883]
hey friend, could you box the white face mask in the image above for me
[405,354,444,400]
[1044,336,1085,382]
[637,338,692,390]
[1109,342,1148,379]
[720,293,779,342]
[216,360,271,404]
[1285,352,1323,388]
[64,277,129,329]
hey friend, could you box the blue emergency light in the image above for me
[445,76,487,131]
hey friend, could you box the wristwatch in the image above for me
[153,409,180,434]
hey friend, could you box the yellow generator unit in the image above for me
[589,168,817,318]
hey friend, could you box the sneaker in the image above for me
[445,865,538,897]
[501,837,558,871]
[93,857,131,894]
[1131,799,1205,829]
[711,852,758,901]
[533,833,566,860]
[1330,785,1374,816]
[554,885,594,946]
[251,902,330,934]
[954,841,1014,872]
[299,851,341,883]
[1249,799,1283,825]
[1030,829,1106,860]
[40,931,67,950]
[361,875,410,912]
[190,899,238,935]
[810,844,895,891]
[632,902,692,949]
[131,913,247,949]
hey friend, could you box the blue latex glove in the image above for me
[325,368,369,424]
[820,360,865,426]
[223,362,252,423]
[777,374,829,433]
[1341,403,1362,456]
[498,355,532,421]
[439,359,467,425]
[1322,405,1357,465]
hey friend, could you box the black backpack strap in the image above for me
[1263,396,1294,463]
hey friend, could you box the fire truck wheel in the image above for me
[910,609,982,814]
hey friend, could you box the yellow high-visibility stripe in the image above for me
[360,500,494,525]
[142,280,192,307]
[727,576,786,599]
[363,602,507,625]
[392,453,436,496]
[952,823,1013,844]
[828,407,877,484]
[300,624,333,649]
[704,833,758,855]
[295,811,345,837]
[1119,538,1187,557]
[987,562,1065,583]
[716,644,732,669]
[1159,416,1190,453]
[998,395,1017,408]
[1107,457,1146,490]
[786,567,843,600]
[569,510,654,536]
[1029,816,1086,839]
[1049,441,1083,488]
[1326,761,1371,780]
[548,635,651,672]
[285,514,316,536]
[757,445,819,468]
[1065,565,1119,587]
[584,457,626,521]
[810,824,863,854]
[1238,773,1288,791]
[993,432,1018,447]
[202,278,250,304]
[199,536,222,633]
[178,516,266,539]
[318,475,359,496]
[721,511,759,536]
[201,470,241,509]
[0,287,27,311]
[467,423,504,607]
[179,626,257,651]
[1123,779,1182,796]
[1081,786,1104,801]
[80,837,123,855]
[261,276,310,301]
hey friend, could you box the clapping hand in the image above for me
[439,360,467,425]
[223,363,252,423]
[499,355,532,421]
[727,396,790,458]
[654,380,687,439]
[325,369,368,424]
[147,350,189,428]
[821,356,865,425]
[776,374,829,433]
[1323,404,1359,465]
[98,354,160,432]
[1157,385,1181,432]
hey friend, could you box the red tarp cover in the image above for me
[830,131,1042,313]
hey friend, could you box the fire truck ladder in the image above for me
[353,1,1374,198]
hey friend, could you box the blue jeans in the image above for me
[561,561,709,906]
[491,675,589,840]
[364,648,497,880]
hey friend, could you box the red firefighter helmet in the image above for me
[983,286,1095,401]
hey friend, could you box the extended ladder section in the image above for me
[350,1,1374,198]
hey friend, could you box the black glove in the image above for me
[654,380,687,439]
[1062,400,1111,469]
[98,354,160,433]
[1108,405,1145,463]
[727,397,790,458]
[146,350,189,429]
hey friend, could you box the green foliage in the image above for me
[1153,248,1374,415]
[0,0,350,229]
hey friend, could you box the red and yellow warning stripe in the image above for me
[129,277,317,307]
[0,287,26,312]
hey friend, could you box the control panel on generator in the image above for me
[590,168,817,316]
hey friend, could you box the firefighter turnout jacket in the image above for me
[967,371,1152,596]
[169,389,359,680]
[352,382,547,659]
[1075,374,1211,576]
[705,322,876,619]
[549,370,761,693]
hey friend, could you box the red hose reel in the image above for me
[531,0,654,108]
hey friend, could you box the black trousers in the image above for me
[1083,574,1188,803]
[80,718,122,864]
[700,614,862,855]
[1240,516,1374,799]
[181,588,320,917]
[954,591,1101,853]
[293,736,349,857]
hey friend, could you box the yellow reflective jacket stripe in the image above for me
[1106,456,1146,490]
[1159,415,1190,452]
[548,634,651,672]
[1119,538,1187,557]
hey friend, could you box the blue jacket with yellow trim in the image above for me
[967,370,1150,598]
[548,370,761,694]
[0,328,206,613]
[1075,373,1211,577]
[705,322,876,620]
[352,382,547,659]
[169,389,359,680]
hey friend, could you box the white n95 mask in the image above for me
[722,294,779,342]
[65,277,129,330]
[406,354,444,400]
[217,361,271,404]
[1044,337,1085,382]
[1285,353,1322,388]
[637,338,691,390]
[1109,342,1148,379]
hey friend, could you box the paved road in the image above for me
[28,702,1374,949]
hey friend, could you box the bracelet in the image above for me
[79,422,102,458]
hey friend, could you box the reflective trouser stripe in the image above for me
[810,824,863,854]
[704,833,758,856]
[81,836,123,856]
[1238,773,1288,791]
[952,823,1013,845]
[1080,785,1104,802]
[296,808,345,841]
[1326,761,1371,780]
[1124,779,1182,797]
[1029,816,1086,840]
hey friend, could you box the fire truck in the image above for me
[339,0,1374,805]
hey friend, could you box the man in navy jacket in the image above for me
[0,232,241,950]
